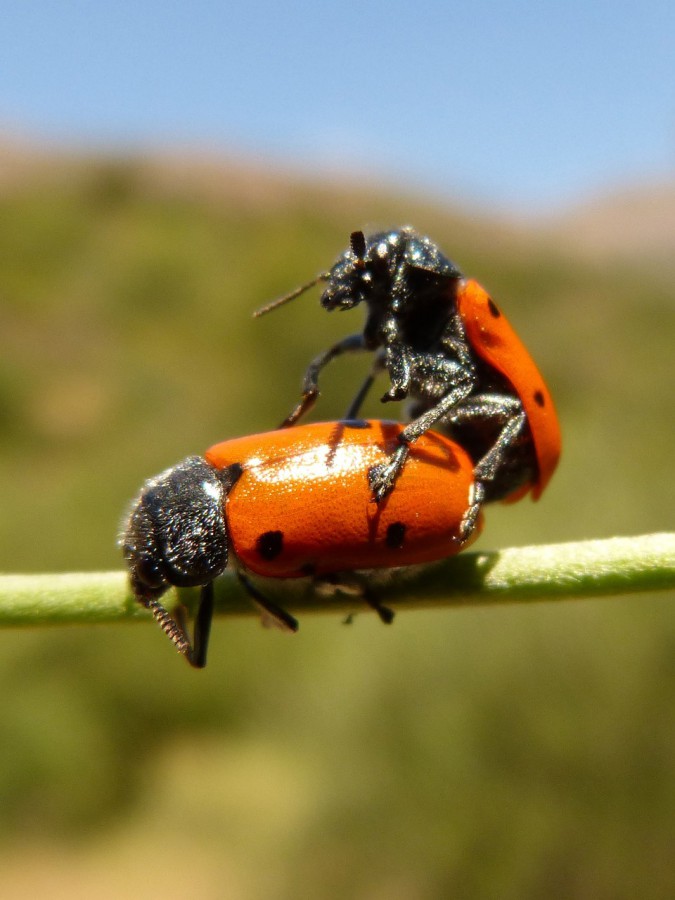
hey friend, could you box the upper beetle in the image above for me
[256,227,561,536]
[122,419,481,668]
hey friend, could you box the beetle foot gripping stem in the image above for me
[315,573,394,625]
[460,481,485,543]
[366,591,395,624]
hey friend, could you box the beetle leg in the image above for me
[314,572,394,625]
[236,571,299,633]
[344,371,376,420]
[472,409,527,483]
[185,582,214,669]
[447,394,526,483]
[448,395,527,536]
[363,587,394,625]
[280,333,367,427]
[459,481,486,543]
[367,443,410,503]
[368,374,475,503]
[381,343,411,401]
[379,314,411,401]
[343,352,386,420]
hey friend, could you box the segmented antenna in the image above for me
[253,272,330,318]
[144,597,191,656]
[253,230,369,318]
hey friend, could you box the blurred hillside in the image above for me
[0,142,673,899]
[546,181,675,266]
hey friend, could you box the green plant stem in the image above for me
[0,533,673,629]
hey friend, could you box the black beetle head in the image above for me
[122,456,230,603]
[320,228,462,316]
[320,229,391,312]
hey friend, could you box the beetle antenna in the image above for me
[350,230,367,264]
[253,272,330,318]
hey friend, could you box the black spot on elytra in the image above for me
[386,522,407,549]
[533,389,545,407]
[487,298,501,318]
[256,530,284,560]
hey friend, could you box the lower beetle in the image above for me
[122,419,481,667]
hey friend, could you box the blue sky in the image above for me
[1,1,673,212]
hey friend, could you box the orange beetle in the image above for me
[257,228,562,529]
[122,420,481,668]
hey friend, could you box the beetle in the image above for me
[255,227,561,536]
[122,419,482,667]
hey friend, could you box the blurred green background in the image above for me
[0,151,673,899]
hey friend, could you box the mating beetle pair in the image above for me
[122,228,561,667]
